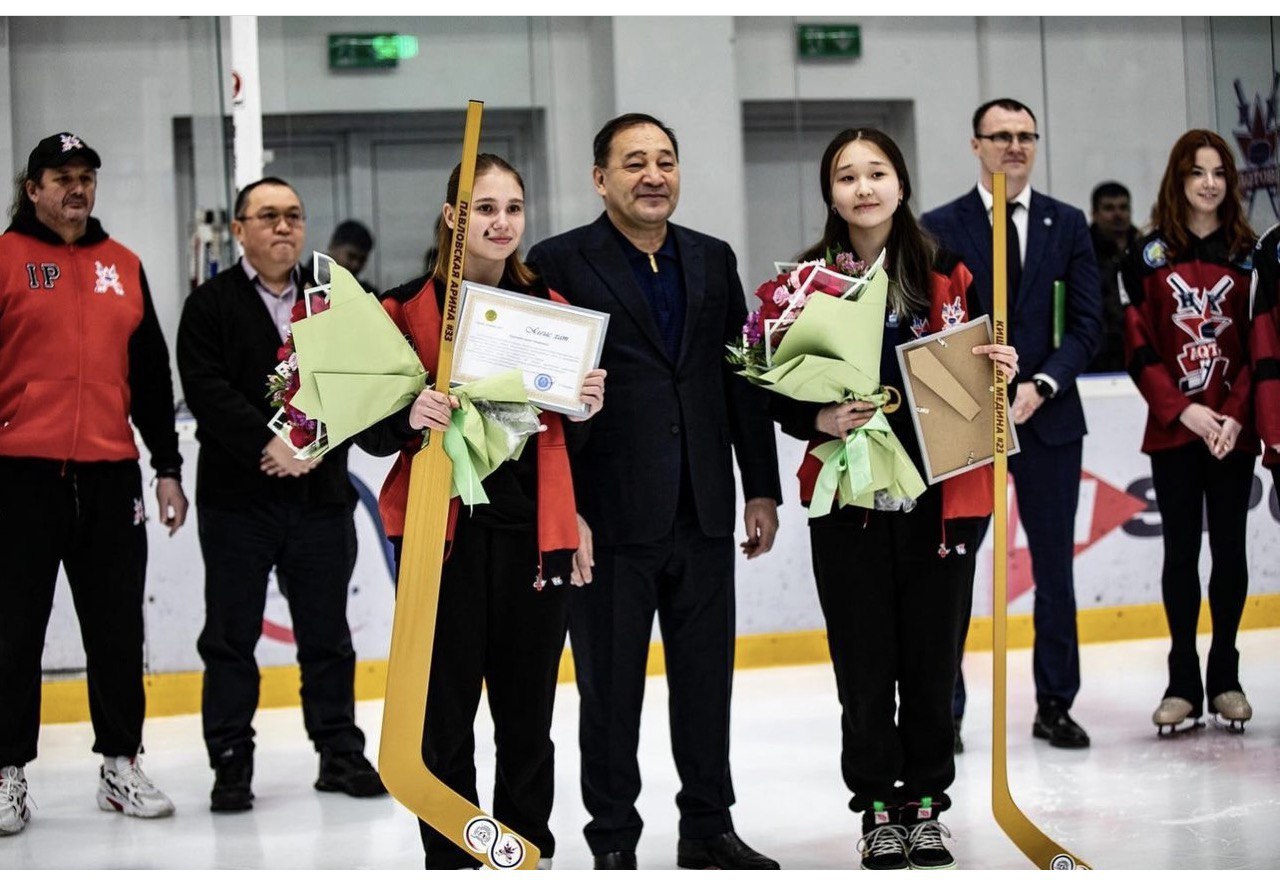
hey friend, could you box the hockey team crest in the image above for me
[1168,272,1233,394]
[1143,239,1168,269]
[462,815,526,869]
[60,133,85,153]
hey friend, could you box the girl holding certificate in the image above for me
[1120,130,1257,736]
[768,128,1017,870]
[357,154,605,869]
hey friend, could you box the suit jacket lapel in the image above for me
[958,189,993,300]
[580,215,671,362]
[673,225,705,369]
[1020,191,1055,307]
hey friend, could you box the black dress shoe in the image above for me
[677,831,780,869]
[953,716,964,755]
[593,851,637,869]
[1033,703,1090,748]
[210,755,254,812]
[315,750,388,797]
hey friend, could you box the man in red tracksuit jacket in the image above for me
[0,133,188,836]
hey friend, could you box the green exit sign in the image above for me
[328,33,419,70]
[796,24,862,60]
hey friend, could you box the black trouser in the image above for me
[1150,442,1255,711]
[954,434,1083,717]
[0,457,147,766]
[569,501,736,854]
[391,521,568,869]
[196,500,363,765]
[809,487,980,814]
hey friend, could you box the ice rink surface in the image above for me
[5,630,1279,878]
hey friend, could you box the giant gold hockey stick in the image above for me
[378,100,540,870]
[990,171,1089,870]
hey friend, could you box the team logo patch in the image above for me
[60,133,85,152]
[1143,240,1168,268]
[533,373,553,392]
[940,295,965,330]
[462,816,526,869]
[132,497,146,526]
[1168,272,1233,394]
[94,261,125,296]
[910,315,929,338]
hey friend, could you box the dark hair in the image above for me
[972,98,1037,137]
[9,169,33,224]
[329,219,373,251]
[431,154,537,288]
[799,128,933,316]
[1152,129,1255,260]
[233,176,298,219]
[592,113,679,168]
[1090,181,1131,212]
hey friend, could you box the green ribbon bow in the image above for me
[434,370,541,506]
[807,392,927,518]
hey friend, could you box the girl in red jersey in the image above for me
[1120,130,1258,735]
[356,155,604,868]
[768,128,1017,870]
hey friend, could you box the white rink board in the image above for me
[41,376,1280,675]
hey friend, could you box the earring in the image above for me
[831,205,839,215]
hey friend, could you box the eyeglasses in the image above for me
[976,131,1040,148]
[236,209,306,227]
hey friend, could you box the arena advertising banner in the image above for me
[41,378,1280,675]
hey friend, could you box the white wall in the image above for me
[6,15,1257,352]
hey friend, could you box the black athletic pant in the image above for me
[0,457,147,766]
[569,500,737,855]
[391,520,568,869]
[809,487,981,814]
[196,501,363,765]
[1150,441,1255,711]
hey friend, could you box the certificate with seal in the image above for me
[452,282,609,417]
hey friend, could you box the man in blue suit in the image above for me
[922,98,1102,749]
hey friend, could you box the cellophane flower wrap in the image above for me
[727,252,926,517]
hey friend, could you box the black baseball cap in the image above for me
[26,132,101,178]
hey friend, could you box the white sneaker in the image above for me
[0,765,32,836]
[97,756,175,819]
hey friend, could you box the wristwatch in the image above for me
[1033,378,1054,400]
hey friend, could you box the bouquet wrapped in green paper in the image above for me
[728,256,926,517]
[268,256,542,505]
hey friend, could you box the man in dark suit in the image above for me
[527,114,782,869]
[921,99,1102,750]
[177,177,385,811]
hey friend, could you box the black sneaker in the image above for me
[210,755,253,812]
[903,797,955,869]
[315,750,387,798]
[858,802,909,870]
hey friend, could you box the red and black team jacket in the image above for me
[1120,227,1258,456]
[0,206,181,475]
[358,275,579,586]
[776,250,994,530]
[1250,223,1280,468]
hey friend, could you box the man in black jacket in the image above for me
[527,114,782,870]
[177,177,384,812]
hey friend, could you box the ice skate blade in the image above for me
[1212,714,1248,734]
[1155,718,1203,737]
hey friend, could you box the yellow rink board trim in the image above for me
[39,592,1280,725]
